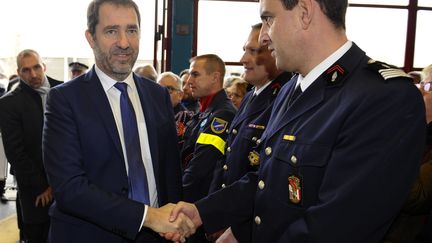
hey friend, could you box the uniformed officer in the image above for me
[207,23,291,243]
[68,61,89,79]
[181,54,236,242]
[181,54,236,203]
[168,0,426,242]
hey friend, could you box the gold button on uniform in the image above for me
[258,180,265,190]
[256,139,261,145]
[252,137,257,142]
[232,129,237,135]
[291,155,297,164]
[221,183,226,188]
[223,164,228,171]
[227,147,231,152]
[265,147,272,156]
[254,216,261,225]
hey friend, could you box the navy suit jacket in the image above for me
[43,68,182,243]
[0,77,62,224]
[196,43,426,242]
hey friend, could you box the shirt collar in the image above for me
[253,80,272,96]
[297,41,352,92]
[95,64,135,92]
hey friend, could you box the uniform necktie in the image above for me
[114,82,150,204]
[287,84,302,107]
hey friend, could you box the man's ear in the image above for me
[298,0,314,30]
[212,72,221,85]
[85,30,95,48]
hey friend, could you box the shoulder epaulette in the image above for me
[367,59,411,80]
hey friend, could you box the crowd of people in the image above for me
[0,0,431,243]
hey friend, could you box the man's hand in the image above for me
[144,203,196,242]
[160,201,203,242]
[169,201,203,227]
[35,186,53,207]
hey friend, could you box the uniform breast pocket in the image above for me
[273,142,331,207]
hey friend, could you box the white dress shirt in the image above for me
[95,65,158,229]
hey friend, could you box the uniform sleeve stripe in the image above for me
[196,133,226,155]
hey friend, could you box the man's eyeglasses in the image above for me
[165,86,181,93]
[416,81,432,92]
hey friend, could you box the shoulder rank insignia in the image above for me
[368,59,411,80]
[248,150,260,166]
[288,175,302,204]
[210,117,228,134]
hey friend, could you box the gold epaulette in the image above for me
[368,59,411,80]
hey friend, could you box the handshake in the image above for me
[143,201,202,242]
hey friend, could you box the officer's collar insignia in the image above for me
[367,59,411,81]
[210,117,228,134]
[271,82,281,95]
[288,175,302,204]
[248,124,265,130]
[248,150,260,166]
[200,118,208,128]
[283,134,296,141]
[325,64,346,86]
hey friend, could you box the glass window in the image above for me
[348,0,408,5]
[197,1,260,63]
[418,0,432,7]
[0,0,157,80]
[414,10,432,68]
[346,7,407,67]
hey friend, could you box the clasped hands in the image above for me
[144,201,202,242]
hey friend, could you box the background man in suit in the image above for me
[43,0,192,242]
[168,0,426,242]
[0,49,62,243]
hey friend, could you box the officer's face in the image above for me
[17,53,46,89]
[86,3,140,81]
[260,0,304,73]
[188,60,215,98]
[240,28,277,87]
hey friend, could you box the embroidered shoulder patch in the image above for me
[368,59,411,81]
[210,117,228,134]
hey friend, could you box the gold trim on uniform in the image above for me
[248,124,265,130]
[283,135,296,141]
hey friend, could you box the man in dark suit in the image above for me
[167,0,426,242]
[0,49,62,243]
[207,23,291,243]
[42,1,191,242]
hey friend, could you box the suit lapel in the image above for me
[82,69,123,156]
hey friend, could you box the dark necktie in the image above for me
[114,82,150,204]
[287,84,302,107]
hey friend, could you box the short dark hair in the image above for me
[281,0,347,29]
[87,0,141,37]
[16,49,42,69]
[190,54,226,81]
